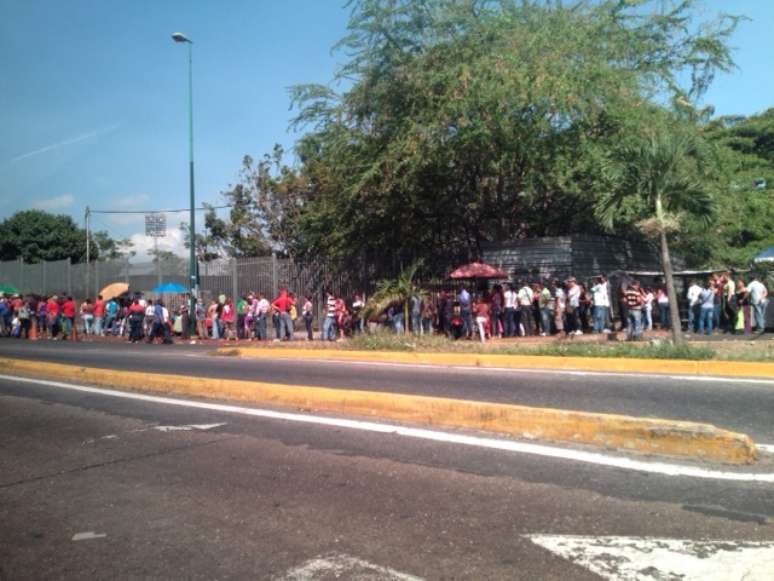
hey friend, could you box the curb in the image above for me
[0,356,757,465]
[222,347,774,379]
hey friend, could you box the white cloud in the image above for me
[127,212,188,262]
[33,194,75,211]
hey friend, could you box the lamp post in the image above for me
[172,31,197,331]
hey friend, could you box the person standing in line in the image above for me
[144,300,155,338]
[457,286,472,339]
[698,279,716,336]
[271,288,294,341]
[551,280,565,335]
[735,278,751,335]
[46,295,60,339]
[473,295,490,343]
[624,281,645,340]
[36,298,48,338]
[656,286,670,330]
[254,293,270,341]
[302,295,314,340]
[642,287,654,331]
[128,299,145,343]
[490,284,503,339]
[194,298,207,339]
[565,278,582,335]
[721,272,736,334]
[590,276,610,334]
[80,299,94,336]
[746,274,769,334]
[221,297,236,340]
[438,290,453,338]
[93,294,105,336]
[503,283,517,338]
[207,299,219,340]
[62,296,76,340]
[517,281,535,336]
[712,273,722,331]
[538,282,552,336]
[105,298,118,335]
[351,293,365,334]
[321,291,337,341]
[235,295,247,340]
[686,280,702,334]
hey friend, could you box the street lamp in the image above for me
[171,31,197,332]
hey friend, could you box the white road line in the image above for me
[757,444,774,454]
[277,553,424,581]
[3,373,774,483]
[72,531,107,541]
[527,535,774,580]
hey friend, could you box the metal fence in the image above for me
[0,256,368,306]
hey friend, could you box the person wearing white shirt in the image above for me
[590,276,611,334]
[746,276,769,333]
[517,283,535,336]
[686,280,703,333]
[503,284,518,337]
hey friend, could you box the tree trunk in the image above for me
[656,194,683,344]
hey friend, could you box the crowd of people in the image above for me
[0,271,768,344]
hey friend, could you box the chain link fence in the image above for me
[0,256,369,307]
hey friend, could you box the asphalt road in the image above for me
[1,339,774,442]
[1,376,773,580]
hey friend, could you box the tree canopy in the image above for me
[0,210,128,264]
[211,0,765,274]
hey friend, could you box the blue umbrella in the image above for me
[151,282,188,294]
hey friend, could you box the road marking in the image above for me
[527,535,774,580]
[4,374,774,483]
[153,423,226,432]
[291,358,774,385]
[757,444,774,454]
[72,531,107,541]
[276,553,423,581]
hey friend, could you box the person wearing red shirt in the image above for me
[46,296,60,339]
[271,289,294,341]
[127,299,145,343]
[62,296,76,340]
[93,294,105,336]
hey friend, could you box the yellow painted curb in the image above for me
[223,347,774,379]
[0,357,757,465]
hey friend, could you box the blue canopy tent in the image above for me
[151,282,187,294]
[753,247,774,264]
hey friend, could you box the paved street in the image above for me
[2,340,774,441]
[1,341,774,579]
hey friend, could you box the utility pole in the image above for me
[85,206,91,299]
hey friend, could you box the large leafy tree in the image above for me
[596,128,715,343]
[276,0,738,274]
[0,210,91,263]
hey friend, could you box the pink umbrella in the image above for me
[449,262,508,279]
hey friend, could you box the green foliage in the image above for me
[363,261,422,332]
[0,210,90,263]
[280,0,739,271]
[698,109,774,267]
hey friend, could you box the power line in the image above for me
[89,204,234,215]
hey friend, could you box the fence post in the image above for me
[231,258,238,300]
[67,258,72,296]
[271,252,278,297]
[19,258,24,293]
[94,260,100,297]
[42,260,47,295]
[124,257,130,286]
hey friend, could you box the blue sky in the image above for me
[1,0,771,259]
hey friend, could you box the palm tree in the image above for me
[363,261,422,335]
[596,129,715,344]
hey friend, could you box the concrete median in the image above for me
[222,347,774,379]
[0,356,758,465]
